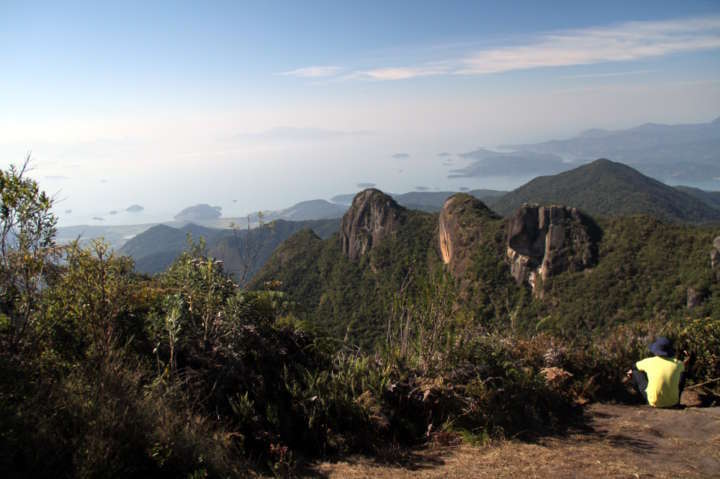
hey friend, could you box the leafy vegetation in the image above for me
[1,159,718,477]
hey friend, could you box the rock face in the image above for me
[712,237,720,275]
[438,194,498,278]
[687,287,703,309]
[341,189,406,260]
[506,204,599,291]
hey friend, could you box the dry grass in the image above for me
[312,404,720,478]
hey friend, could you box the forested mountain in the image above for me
[675,186,720,211]
[488,159,720,222]
[120,218,339,280]
[253,188,720,347]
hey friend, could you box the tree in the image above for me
[0,155,58,350]
[227,212,268,285]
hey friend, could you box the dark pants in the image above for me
[631,368,686,405]
[631,369,648,401]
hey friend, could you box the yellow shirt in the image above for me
[635,356,684,408]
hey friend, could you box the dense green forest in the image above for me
[253,197,720,344]
[1,161,719,478]
[489,159,720,222]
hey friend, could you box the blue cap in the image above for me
[649,337,675,357]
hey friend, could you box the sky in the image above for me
[1,0,720,226]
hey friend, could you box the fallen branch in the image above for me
[686,377,720,390]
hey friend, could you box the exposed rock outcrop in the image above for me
[506,204,599,291]
[341,189,407,260]
[438,194,499,278]
[712,236,720,276]
[687,287,703,309]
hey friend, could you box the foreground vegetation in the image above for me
[1,161,718,477]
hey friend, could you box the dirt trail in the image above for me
[312,404,720,478]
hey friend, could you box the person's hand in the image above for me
[682,350,690,366]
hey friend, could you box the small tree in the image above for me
[227,212,268,285]
[0,155,58,350]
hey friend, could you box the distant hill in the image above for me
[448,148,568,178]
[502,117,720,185]
[267,199,346,221]
[175,204,222,221]
[120,223,229,274]
[674,186,720,211]
[330,189,507,212]
[489,159,720,223]
[120,218,340,280]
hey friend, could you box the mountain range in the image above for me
[120,160,720,285]
[497,117,720,186]
[252,186,719,347]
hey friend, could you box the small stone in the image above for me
[680,389,704,408]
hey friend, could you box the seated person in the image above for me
[626,337,688,408]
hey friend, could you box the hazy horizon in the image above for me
[2,1,720,226]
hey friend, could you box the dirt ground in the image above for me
[311,404,720,478]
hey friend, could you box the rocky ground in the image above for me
[311,403,720,478]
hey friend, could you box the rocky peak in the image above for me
[506,204,599,291]
[439,194,498,277]
[341,189,407,260]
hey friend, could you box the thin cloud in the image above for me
[560,69,655,80]
[289,16,720,81]
[356,182,376,188]
[356,65,449,81]
[279,66,343,78]
[392,153,410,159]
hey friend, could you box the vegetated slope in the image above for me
[675,185,720,211]
[251,192,453,347]
[528,215,720,334]
[489,159,720,223]
[251,191,522,347]
[121,218,340,278]
[253,189,720,346]
[208,218,339,283]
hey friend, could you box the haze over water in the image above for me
[2,1,720,226]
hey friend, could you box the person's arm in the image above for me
[679,351,690,395]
